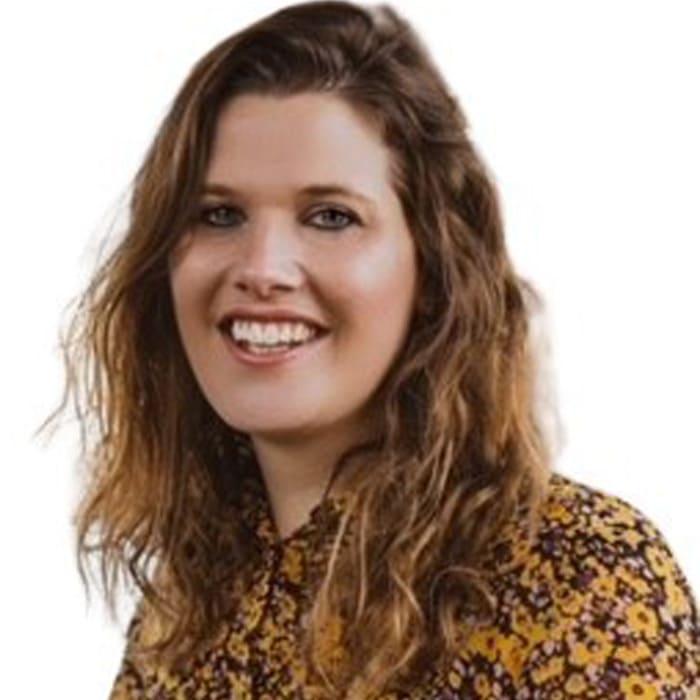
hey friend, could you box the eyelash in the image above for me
[197,205,360,232]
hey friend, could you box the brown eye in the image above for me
[200,205,245,228]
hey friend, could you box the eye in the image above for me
[199,204,245,228]
[307,206,359,231]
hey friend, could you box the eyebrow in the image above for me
[201,182,377,209]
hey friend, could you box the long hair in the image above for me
[52,2,557,697]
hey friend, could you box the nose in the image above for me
[230,217,303,299]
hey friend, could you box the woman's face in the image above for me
[169,93,417,445]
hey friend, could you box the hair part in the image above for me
[50,2,556,697]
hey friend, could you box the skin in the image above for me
[169,93,417,538]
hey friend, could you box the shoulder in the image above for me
[531,471,680,579]
[521,472,699,640]
[487,471,695,603]
[453,472,700,697]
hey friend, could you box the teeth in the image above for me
[292,322,312,342]
[230,319,319,346]
[263,324,279,344]
[252,322,264,344]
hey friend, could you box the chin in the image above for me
[221,408,323,440]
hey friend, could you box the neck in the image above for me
[251,425,367,539]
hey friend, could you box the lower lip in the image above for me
[222,332,329,367]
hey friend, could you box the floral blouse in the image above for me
[109,472,700,698]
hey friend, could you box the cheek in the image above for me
[171,234,231,300]
[169,265,194,328]
[169,255,219,337]
[329,240,416,332]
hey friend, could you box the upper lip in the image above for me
[218,306,330,331]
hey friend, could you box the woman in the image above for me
[57,1,699,698]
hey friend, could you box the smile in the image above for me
[230,319,319,350]
[221,318,330,364]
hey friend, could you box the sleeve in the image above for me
[109,660,146,700]
[516,512,700,699]
[107,613,149,700]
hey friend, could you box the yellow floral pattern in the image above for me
[109,473,700,698]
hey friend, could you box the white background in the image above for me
[1,1,698,697]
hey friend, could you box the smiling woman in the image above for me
[170,93,417,466]
[50,1,700,699]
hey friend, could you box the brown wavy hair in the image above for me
[51,2,557,697]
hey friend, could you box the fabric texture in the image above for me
[109,472,700,699]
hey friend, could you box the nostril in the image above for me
[233,272,297,297]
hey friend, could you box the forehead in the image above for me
[206,93,394,198]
